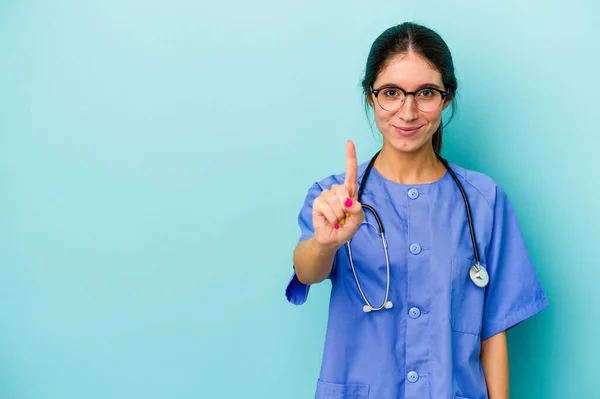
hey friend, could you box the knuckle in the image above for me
[313,199,326,213]
[323,189,335,200]
[324,194,338,206]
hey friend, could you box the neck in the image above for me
[373,141,446,185]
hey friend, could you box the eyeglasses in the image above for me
[371,85,448,113]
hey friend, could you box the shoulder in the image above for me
[446,161,508,211]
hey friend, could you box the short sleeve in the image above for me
[481,186,549,340]
[285,183,335,306]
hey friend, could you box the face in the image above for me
[369,52,451,154]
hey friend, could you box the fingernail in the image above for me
[334,223,340,229]
[340,218,346,225]
[344,198,353,207]
[345,212,351,218]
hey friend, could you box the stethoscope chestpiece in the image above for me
[469,263,489,288]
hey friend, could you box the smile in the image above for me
[393,125,422,137]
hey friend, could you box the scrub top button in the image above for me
[408,188,419,199]
[409,307,421,319]
[410,243,421,254]
[407,371,419,383]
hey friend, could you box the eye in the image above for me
[418,89,434,98]
[383,89,400,97]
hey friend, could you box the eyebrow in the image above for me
[376,82,445,90]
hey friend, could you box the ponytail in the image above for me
[432,125,443,153]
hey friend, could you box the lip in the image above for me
[393,125,423,137]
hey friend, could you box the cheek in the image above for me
[421,109,443,126]
[373,108,393,125]
[373,111,392,134]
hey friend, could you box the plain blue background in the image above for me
[1,1,598,398]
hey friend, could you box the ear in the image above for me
[366,93,376,108]
[442,93,453,110]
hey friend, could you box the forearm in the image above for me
[293,237,338,284]
[481,331,509,399]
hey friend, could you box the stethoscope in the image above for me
[346,151,489,313]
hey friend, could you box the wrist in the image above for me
[311,236,340,256]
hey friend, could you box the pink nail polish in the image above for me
[344,198,353,208]
[334,223,340,229]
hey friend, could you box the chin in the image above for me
[385,133,433,154]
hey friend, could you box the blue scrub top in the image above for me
[285,160,549,399]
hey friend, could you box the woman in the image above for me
[285,22,548,399]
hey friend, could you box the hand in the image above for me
[312,141,365,249]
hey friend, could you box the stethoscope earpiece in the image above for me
[363,302,392,313]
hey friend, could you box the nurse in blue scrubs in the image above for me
[286,22,549,399]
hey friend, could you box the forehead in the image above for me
[374,52,443,88]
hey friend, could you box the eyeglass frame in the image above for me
[370,85,449,112]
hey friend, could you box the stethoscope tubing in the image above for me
[346,151,485,312]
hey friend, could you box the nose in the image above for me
[397,95,419,121]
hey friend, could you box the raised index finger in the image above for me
[344,140,358,199]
